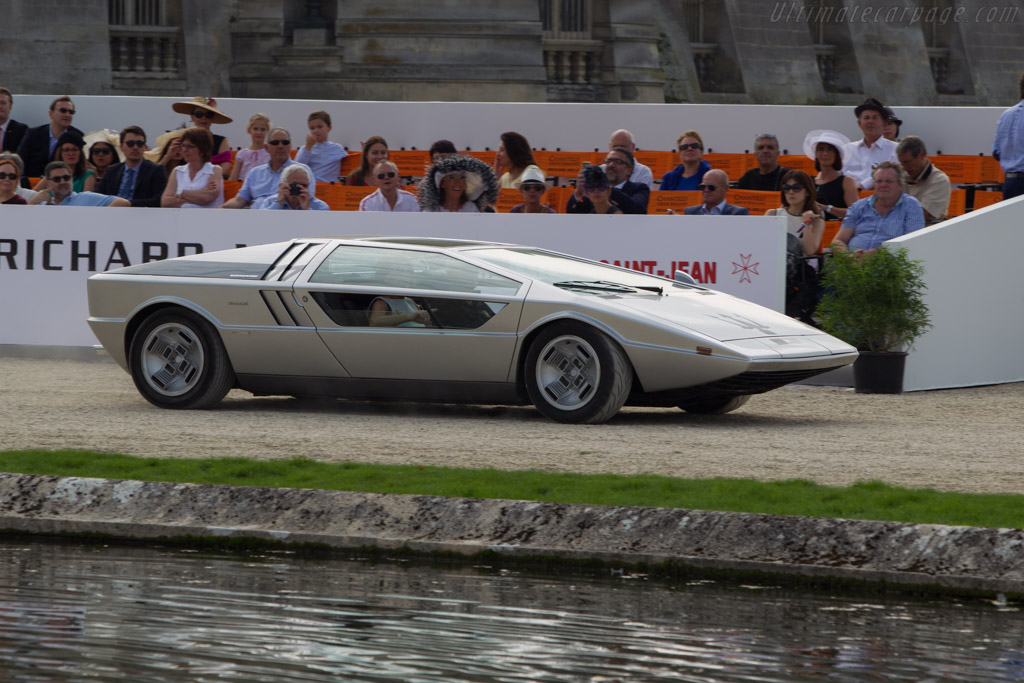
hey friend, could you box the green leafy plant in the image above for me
[817,247,931,352]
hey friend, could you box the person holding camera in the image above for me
[220,127,314,209]
[253,166,328,211]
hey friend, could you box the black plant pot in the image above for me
[853,351,907,394]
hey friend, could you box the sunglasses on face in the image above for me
[0,172,18,180]
[123,140,146,148]
[697,183,718,191]
[520,184,545,192]
[781,184,804,192]
[92,147,113,155]
[376,171,397,179]
[678,142,701,151]
[267,139,290,146]
[192,110,216,119]
[55,107,76,115]
[48,174,72,183]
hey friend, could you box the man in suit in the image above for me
[17,95,83,178]
[683,169,750,215]
[96,125,168,207]
[0,87,28,153]
[602,147,649,213]
[566,146,648,215]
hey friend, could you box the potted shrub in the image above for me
[816,246,931,393]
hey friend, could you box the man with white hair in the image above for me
[359,160,419,212]
[608,129,653,189]
[253,165,329,210]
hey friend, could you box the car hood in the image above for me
[604,289,823,342]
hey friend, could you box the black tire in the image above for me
[678,395,751,415]
[524,322,632,424]
[128,308,235,409]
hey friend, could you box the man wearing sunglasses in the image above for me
[567,147,647,214]
[17,96,83,178]
[253,166,328,211]
[95,126,168,208]
[220,127,314,209]
[359,160,419,212]
[682,169,749,216]
[28,161,129,207]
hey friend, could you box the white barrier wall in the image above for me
[892,195,1024,391]
[0,206,785,348]
[8,95,1008,158]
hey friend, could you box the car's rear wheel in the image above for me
[678,395,751,415]
[525,323,631,424]
[128,308,235,409]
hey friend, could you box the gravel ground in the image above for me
[2,357,1022,495]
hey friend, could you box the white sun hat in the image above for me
[803,129,851,165]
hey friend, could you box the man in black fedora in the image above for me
[843,97,898,190]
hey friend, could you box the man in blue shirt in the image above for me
[28,161,129,207]
[832,162,925,254]
[252,166,329,211]
[993,72,1024,201]
[219,127,314,208]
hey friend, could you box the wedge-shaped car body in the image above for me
[87,237,857,423]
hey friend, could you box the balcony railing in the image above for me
[109,25,182,77]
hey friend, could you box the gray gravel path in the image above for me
[2,357,1022,495]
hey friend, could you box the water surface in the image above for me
[0,541,1021,681]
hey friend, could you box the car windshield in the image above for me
[468,248,689,291]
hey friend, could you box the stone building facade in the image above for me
[3,0,1022,106]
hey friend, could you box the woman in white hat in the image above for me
[803,130,858,220]
[84,130,123,186]
[171,97,233,175]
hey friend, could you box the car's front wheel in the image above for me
[524,323,631,424]
[678,395,751,415]
[128,308,235,409]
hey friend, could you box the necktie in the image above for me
[119,167,136,200]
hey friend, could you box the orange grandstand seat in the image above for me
[972,190,1003,211]
[729,189,777,216]
[821,220,842,252]
[704,152,756,179]
[223,180,242,201]
[648,190,700,214]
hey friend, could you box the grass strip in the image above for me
[1,450,1021,529]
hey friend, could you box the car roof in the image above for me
[310,236,515,250]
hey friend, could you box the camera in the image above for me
[289,183,302,196]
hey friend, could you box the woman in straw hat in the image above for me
[803,129,859,220]
[84,129,123,185]
[171,97,233,175]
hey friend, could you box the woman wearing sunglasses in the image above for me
[84,130,122,185]
[358,160,419,212]
[0,155,26,204]
[660,130,710,191]
[765,170,825,257]
[34,131,95,193]
[171,97,234,175]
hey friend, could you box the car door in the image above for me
[294,244,527,382]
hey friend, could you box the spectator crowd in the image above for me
[2,81,1021,263]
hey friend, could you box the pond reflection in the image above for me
[0,541,1021,681]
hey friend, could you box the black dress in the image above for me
[815,175,848,219]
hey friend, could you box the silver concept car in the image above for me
[87,237,857,423]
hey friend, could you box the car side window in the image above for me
[309,245,522,296]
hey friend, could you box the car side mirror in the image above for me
[674,270,698,286]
